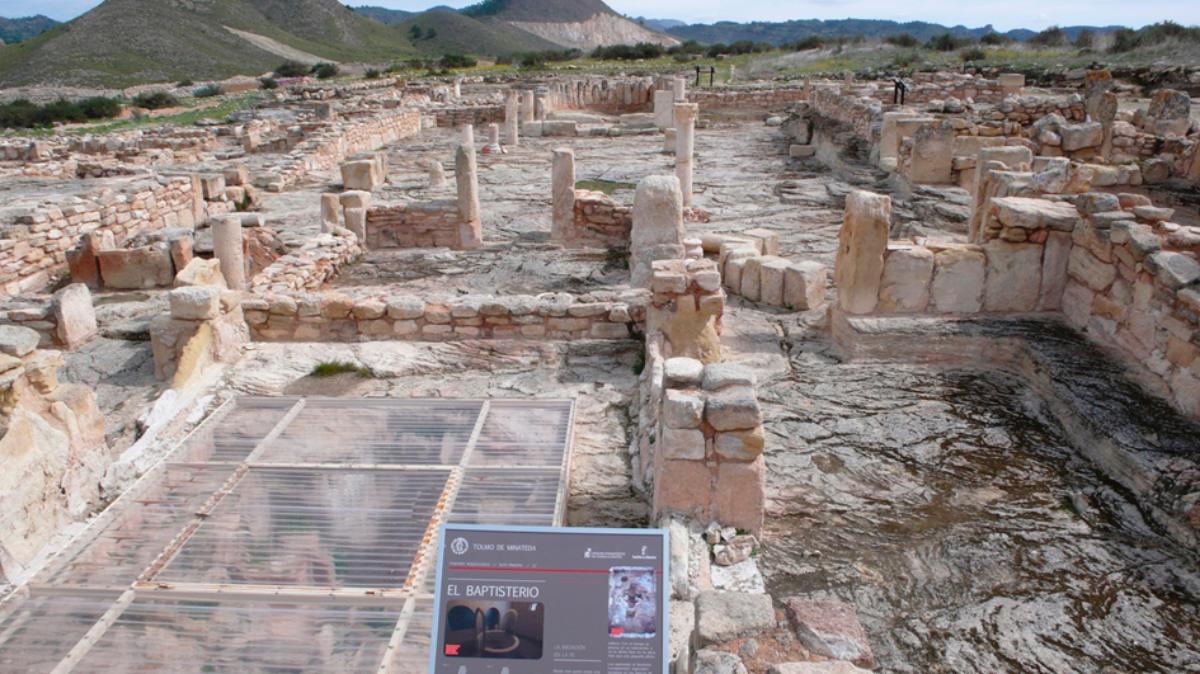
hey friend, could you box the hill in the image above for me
[0,0,418,88]
[351,5,414,25]
[0,15,60,44]
[666,19,1124,45]
[461,0,677,49]
[396,7,561,56]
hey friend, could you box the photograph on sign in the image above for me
[430,524,669,673]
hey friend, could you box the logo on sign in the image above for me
[450,537,469,555]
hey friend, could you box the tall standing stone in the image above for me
[319,193,340,233]
[835,191,891,314]
[504,91,520,147]
[674,103,699,207]
[520,91,535,122]
[535,91,548,121]
[654,90,676,130]
[52,283,98,350]
[455,143,482,249]
[213,215,246,291]
[630,175,686,286]
[487,123,501,148]
[674,77,687,101]
[551,148,575,242]
[907,120,955,184]
[427,159,447,189]
[460,124,474,147]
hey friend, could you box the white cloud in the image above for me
[2,0,1195,31]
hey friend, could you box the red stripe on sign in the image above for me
[447,566,663,575]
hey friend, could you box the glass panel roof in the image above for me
[0,397,574,674]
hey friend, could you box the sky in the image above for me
[3,0,1197,32]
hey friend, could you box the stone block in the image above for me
[664,389,704,429]
[714,427,764,461]
[97,244,174,289]
[662,427,706,460]
[983,241,1042,312]
[0,325,40,357]
[654,458,711,515]
[664,357,704,387]
[714,456,765,534]
[702,363,756,391]
[341,160,380,191]
[878,246,934,313]
[758,257,789,306]
[174,258,227,288]
[836,191,891,314]
[783,261,827,311]
[784,598,875,669]
[740,256,764,301]
[695,591,776,645]
[52,284,98,350]
[169,286,221,321]
[1067,245,1117,292]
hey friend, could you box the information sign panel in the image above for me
[430,524,669,673]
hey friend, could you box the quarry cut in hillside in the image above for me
[509,12,679,49]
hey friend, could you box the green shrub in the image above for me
[1073,29,1095,50]
[409,25,422,40]
[132,91,180,109]
[784,36,825,51]
[926,33,969,52]
[593,42,667,60]
[959,47,986,62]
[192,84,221,98]
[365,68,381,79]
[0,96,124,129]
[311,63,339,79]
[274,61,309,78]
[77,96,123,119]
[885,33,919,48]
[980,32,1013,46]
[259,77,279,90]
[1028,26,1067,47]
[177,79,194,87]
[439,53,477,69]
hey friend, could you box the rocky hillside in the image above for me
[0,0,417,87]
[462,0,678,50]
[0,15,59,44]
[396,8,561,56]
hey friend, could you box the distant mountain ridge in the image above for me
[665,18,1126,45]
[350,5,413,25]
[0,15,60,43]
[460,0,677,49]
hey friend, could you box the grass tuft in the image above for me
[310,361,375,379]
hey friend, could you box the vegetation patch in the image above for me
[131,91,180,109]
[0,96,123,129]
[576,179,634,195]
[310,361,375,378]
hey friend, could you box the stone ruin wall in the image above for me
[273,109,422,189]
[565,190,633,249]
[834,186,1200,421]
[800,80,1200,185]
[631,258,766,535]
[0,333,108,579]
[364,202,474,250]
[688,84,810,112]
[250,228,362,293]
[0,175,203,298]
[242,290,644,342]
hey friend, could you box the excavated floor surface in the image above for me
[29,115,1200,673]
